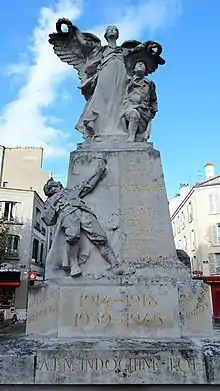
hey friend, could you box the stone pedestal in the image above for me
[34,339,206,384]
[26,278,213,339]
[24,142,214,384]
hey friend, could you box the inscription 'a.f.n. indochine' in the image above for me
[37,356,197,373]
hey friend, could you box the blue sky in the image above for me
[0,0,219,198]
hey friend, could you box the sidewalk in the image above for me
[0,322,25,341]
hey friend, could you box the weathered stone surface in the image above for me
[4,337,220,383]
[67,143,188,280]
[26,279,213,339]
[58,280,180,339]
[202,338,220,384]
[0,355,35,384]
[34,339,206,384]
[26,284,59,337]
[178,281,213,338]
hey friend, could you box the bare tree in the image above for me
[0,220,9,263]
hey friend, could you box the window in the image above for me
[40,243,44,264]
[208,253,216,275]
[214,253,220,274]
[187,202,193,222]
[209,193,220,214]
[32,238,39,261]
[177,216,180,233]
[6,235,19,257]
[34,207,41,231]
[173,221,176,236]
[191,255,199,273]
[183,236,187,252]
[181,211,185,229]
[178,239,182,249]
[3,202,16,222]
[35,207,41,221]
[190,230,196,251]
[211,224,220,245]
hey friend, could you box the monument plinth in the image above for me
[26,142,213,343]
[1,19,217,385]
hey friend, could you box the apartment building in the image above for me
[0,146,49,200]
[170,163,220,277]
[0,146,51,320]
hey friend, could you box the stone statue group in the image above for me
[49,19,165,142]
[42,157,119,278]
[42,20,166,279]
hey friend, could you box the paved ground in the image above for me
[0,322,25,341]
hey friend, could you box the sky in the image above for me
[0,0,219,198]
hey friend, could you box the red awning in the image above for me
[0,282,20,286]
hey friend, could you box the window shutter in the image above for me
[208,253,216,274]
[211,224,218,244]
[215,253,220,268]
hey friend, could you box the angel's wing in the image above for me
[49,18,101,83]
[122,40,165,77]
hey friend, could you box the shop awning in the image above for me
[0,271,21,285]
[0,281,20,286]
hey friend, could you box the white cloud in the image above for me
[6,63,29,77]
[0,0,182,161]
[0,0,82,157]
[91,0,182,43]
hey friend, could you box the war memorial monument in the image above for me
[0,18,220,385]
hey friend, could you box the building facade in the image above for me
[170,163,220,277]
[0,147,51,320]
[0,146,50,200]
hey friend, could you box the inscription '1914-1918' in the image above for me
[73,293,165,328]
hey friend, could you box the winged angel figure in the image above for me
[49,18,165,139]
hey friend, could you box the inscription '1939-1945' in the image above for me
[73,293,165,328]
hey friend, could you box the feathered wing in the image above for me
[48,18,101,85]
[122,40,165,77]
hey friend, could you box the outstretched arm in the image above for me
[79,158,107,198]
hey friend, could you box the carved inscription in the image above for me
[182,289,210,320]
[185,303,209,319]
[107,184,164,191]
[123,167,149,175]
[118,206,157,216]
[37,356,198,373]
[73,293,165,328]
[28,289,58,323]
[28,304,57,323]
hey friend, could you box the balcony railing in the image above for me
[5,249,19,258]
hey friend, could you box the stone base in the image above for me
[35,339,206,384]
[26,279,213,339]
[1,337,220,384]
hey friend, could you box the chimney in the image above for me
[205,162,214,180]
